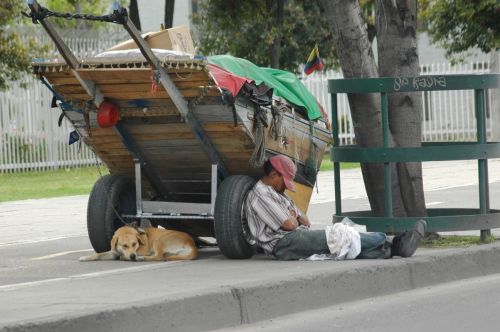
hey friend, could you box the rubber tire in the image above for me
[214,175,256,259]
[87,174,136,253]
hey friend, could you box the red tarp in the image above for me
[207,63,253,97]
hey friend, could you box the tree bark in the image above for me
[129,0,141,31]
[164,0,175,29]
[269,0,284,68]
[320,0,408,217]
[376,0,427,216]
[320,0,428,218]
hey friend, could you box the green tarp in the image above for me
[208,55,322,120]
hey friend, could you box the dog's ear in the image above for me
[111,235,118,251]
[137,234,145,245]
[137,227,146,235]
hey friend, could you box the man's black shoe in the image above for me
[392,220,427,258]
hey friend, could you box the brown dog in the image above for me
[79,226,197,262]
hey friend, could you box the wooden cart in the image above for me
[28,1,332,258]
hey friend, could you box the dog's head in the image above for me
[111,226,146,261]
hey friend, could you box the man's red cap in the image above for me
[269,155,297,192]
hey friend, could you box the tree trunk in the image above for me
[491,51,500,142]
[321,0,425,216]
[164,0,175,29]
[375,0,427,217]
[129,0,141,31]
[320,0,408,217]
[269,0,284,68]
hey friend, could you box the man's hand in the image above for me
[290,207,310,228]
[297,214,311,227]
[281,217,299,231]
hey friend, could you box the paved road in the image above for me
[212,272,500,332]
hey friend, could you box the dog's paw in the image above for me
[79,255,93,262]
[136,256,145,262]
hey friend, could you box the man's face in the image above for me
[271,169,286,193]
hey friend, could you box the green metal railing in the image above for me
[328,74,500,233]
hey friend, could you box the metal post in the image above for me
[381,92,393,218]
[210,164,218,215]
[134,159,143,216]
[475,89,491,241]
[331,93,341,215]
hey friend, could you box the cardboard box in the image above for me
[106,26,195,54]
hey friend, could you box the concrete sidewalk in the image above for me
[2,244,500,332]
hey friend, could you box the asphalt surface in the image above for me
[211,273,500,332]
[0,160,499,331]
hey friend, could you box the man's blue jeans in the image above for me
[272,229,388,260]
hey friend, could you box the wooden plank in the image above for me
[154,164,212,172]
[140,145,206,155]
[135,139,201,148]
[93,149,131,157]
[40,70,74,78]
[132,132,197,141]
[99,155,135,163]
[90,142,129,150]
[113,99,176,108]
[86,136,124,145]
[62,88,220,101]
[125,123,191,134]
[99,81,215,91]
[218,152,253,159]
[49,77,81,85]
[146,153,211,163]
[77,69,211,83]
[88,127,116,136]
[157,173,212,180]
[202,122,246,132]
[54,84,87,94]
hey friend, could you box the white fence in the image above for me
[0,28,126,173]
[303,61,493,145]
[0,27,495,172]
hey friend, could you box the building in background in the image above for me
[137,0,194,32]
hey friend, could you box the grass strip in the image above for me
[421,235,497,248]
[0,154,357,202]
[0,166,108,202]
[320,154,359,171]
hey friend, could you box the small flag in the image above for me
[304,45,324,76]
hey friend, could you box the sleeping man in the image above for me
[245,155,426,260]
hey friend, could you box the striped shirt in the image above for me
[245,180,305,255]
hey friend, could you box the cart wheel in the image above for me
[214,175,256,259]
[87,174,136,253]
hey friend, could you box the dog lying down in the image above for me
[79,226,197,262]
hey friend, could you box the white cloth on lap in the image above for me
[325,221,361,260]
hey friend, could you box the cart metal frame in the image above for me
[27,0,222,223]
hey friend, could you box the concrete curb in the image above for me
[3,242,500,332]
